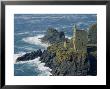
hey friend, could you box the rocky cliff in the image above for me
[41,28,65,44]
[16,49,42,62]
[16,26,97,76]
[40,50,90,76]
[88,24,97,44]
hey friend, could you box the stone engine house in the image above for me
[73,25,87,52]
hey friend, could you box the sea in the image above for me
[14,14,97,76]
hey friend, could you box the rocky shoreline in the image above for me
[40,50,90,76]
[16,49,96,76]
[16,49,42,62]
[16,25,97,76]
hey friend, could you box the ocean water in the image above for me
[14,14,97,76]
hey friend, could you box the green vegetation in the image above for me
[46,24,97,63]
[47,39,87,63]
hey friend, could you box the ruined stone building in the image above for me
[73,24,87,52]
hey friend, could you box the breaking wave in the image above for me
[14,52,26,63]
[22,35,50,48]
[14,55,52,76]
[65,35,72,39]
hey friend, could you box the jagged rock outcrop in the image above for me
[16,49,42,62]
[39,50,90,76]
[41,28,65,44]
[16,25,97,76]
[87,54,97,76]
[16,49,96,76]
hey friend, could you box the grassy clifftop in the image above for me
[45,24,97,63]
[47,40,87,63]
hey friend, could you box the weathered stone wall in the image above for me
[88,24,97,44]
[74,30,87,52]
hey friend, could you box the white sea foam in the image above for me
[14,52,26,63]
[17,32,30,35]
[77,22,88,27]
[32,30,46,33]
[16,30,46,36]
[65,36,72,39]
[15,56,52,76]
[22,34,50,48]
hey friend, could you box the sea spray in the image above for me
[14,52,26,63]
[14,56,52,76]
[22,34,50,48]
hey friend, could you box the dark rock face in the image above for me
[16,49,42,62]
[41,28,65,44]
[40,50,57,68]
[39,51,90,76]
[87,54,97,76]
[15,27,97,76]
[88,24,97,44]
[16,49,96,76]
